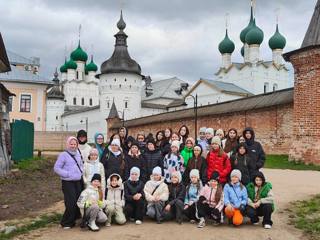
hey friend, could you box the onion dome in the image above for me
[240,6,254,43]
[65,58,77,70]
[85,56,98,72]
[70,41,88,62]
[241,45,245,57]
[47,69,65,100]
[100,11,141,75]
[218,29,235,54]
[245,19,264,45]
[268,24,286,50]
[59,59,67,73]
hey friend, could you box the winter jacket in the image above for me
[54,151,83,181]
[197,138,208,156]
[77,185,106,209]
[144,176,169,203]
[230,153,251,186]
[105,174,125,209]
[199,185,224,211]
[124,180,145,202]
[183,156,208,185]
[223,182,248,209]
[184,182,202,205]
[83,158,106,191]
[163,152,185,183]
[160,140,171,157]
[78,143,92,162]
[246,182,274,210]
[143,148,164,180]
[206,149,231,184]
[124,152,145,182]
[101,150,125,180]
[167,182,186,206]
[180,146,194,167]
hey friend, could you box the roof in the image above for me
[108,101,120,119]
[0,65,51,85]
[62,105,100,117]
[0,83,15,98]
[110,88,294,129]
[6,50,39,66]
[47,71,64,100]
[200,78,253,95]
[301,0,320,48]
[0,33,11,73]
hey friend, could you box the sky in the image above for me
[0,0,317,83]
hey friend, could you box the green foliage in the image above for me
[12,157,45,171]
[265,155,320,171]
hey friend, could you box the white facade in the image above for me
[46,99,65,131]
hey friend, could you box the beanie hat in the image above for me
[129,167,140,180]
[171,140,180,149]
[146,138,156,147]
[215,129,224,137]
[89,148,99,156]
[190,169,200,179]
[130,141,140,149]
[171,171,182,183]
[185,137,195,146]
[152,166,162,176]
[210,171,220,182]
[230,169,242,181]
[205,128,214,135]
[111,138,121,148]
[211,136,221,146]
[199,127,207,133]
[77,129,87,138]
[91,173,101,182]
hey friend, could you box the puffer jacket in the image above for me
[105,173,125,209]
[101,151,125,180]
[180,146,194,167]
[230,153,251,186]
[77,185,106,209]
[167,182,186,206]
[183,156,208,185]
[206,149,231,184]
[83,158,106,191]
[163,152,185,183]
[199,185,224,211]
[144,176,169,203]
[143,149,164,180]
[124,180,145,202]
[124,151,145,182]
[223,182,248,209]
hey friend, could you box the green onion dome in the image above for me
[245,19,264,45]
[85,56,98,72]
[218,30,235,54]
[240,6,254,43]
[65,58,77,70]
[70,41,88,62]
[241,46,245,57]
[268,24,286,50]
[59,59,67,73]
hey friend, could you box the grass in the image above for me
[12,157,49,172]
[265,155,320,171]
[0,213,62,240]
[288,195,320,240]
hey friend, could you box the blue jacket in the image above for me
[184,183,201,205]
[223,182,248,208]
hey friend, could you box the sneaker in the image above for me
[62,226,71,230]
[253,222,260,226]
[197,218,205,228]
[190,220,196,224]
[88,221,99,231]
[106,222,111,227]
[135,220,142,225]
[264,224,272,229]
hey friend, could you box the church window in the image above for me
[107,101,110,108]
[129,85,131,89]
[124,100,128,109]
[81,98,85,105]
[273,84,278,92]
[56,116,58,120]
[73,97,77,105]
[89,98,93,106]
[264,83,269,93]
[125,78,127,82]
[76,71,79,79]
[114,78,116,82]
[119,84,122,88]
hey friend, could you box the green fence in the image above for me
[11,119,34,162]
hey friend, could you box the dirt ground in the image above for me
[13,168,320,240]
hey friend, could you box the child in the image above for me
[77,130,92,162]
[197,127,208,156]
[197,171,224,228]
[178,125,189,147]
[183,145,207,186]
[163,140,185,183]
[105,173,126,226]
[205,128,214,154]
[224,169,248,226]
[124,142,145,182]
[136,133,147,154]
[183,169,202,223]
[223,128,238,157]
[206,136,231,185]
[163,171,186,224]
[77,174,107,231]
[180,137,195,167]
[124,167,145,225]
[143,139,164,181]
[144,166,169,223]
[246,171,274,229]
[83,148,106,192]
[230,143,251,186]
[215,129,225,142]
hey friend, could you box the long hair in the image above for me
[214,184,223,204]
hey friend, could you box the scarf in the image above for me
[108,145,122,156]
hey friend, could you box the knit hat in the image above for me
[210,171,220,182]
[110,138,121,148]
[205,128,214,135]
[146,138,156,147]
[130,167,140,180]
[230,169,242,181]
[171,171,182,183]
[91,173,101,182]
[215,129,224,137]
[189,169,200,179]
[130,141,140,149]
[152,166,162,176]
[211,136,221,145]
[89,148,99,156]
[171,140,180,149]
[199,127,207,133]
[185,137,195,146]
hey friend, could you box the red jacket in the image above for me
[206,149,231,183]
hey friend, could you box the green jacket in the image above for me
[246,182,275,210]
[180,146,193,167]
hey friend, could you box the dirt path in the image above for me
[18,169,320,240]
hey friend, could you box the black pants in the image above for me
[183,203,198,220]
[197,202,221,222]
[61,180,82,227]
[125,199,145,221]
[246,204,273,225]
[163,199,184,222]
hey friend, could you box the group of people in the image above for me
[54,125,274,232]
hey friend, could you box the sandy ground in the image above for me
[16,169,320,240]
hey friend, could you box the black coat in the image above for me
[124,180,145,202]
[160,140,171,157]
[142,148,164,180]
[230,153,251,186]
[183,156,208,186]
[124,154,146,182]
[167,182,186,206]
[101,151,124,180]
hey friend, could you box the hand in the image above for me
[253,201,261,208]
[136,193,142,200]
[226,204,234,212]
[91,199,97,205]
[133,194,138,201]
[154,196,160,202]
[165,204,171,212]
[184,205,189,210]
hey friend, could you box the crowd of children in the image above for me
[54,125,274,232]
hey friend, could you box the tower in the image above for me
[269,24,286,66]
[218,15,235,69]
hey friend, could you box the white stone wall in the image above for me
[46,99,65,131]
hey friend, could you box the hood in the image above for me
[77,129,88,144]
[107,173,123,189]
[94,132,104,144]
[119,127,128,139]
[243,127,255,141]
[149,175,165,183]
[254,171,266,186]
[85,157,100,164]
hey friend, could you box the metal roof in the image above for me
[62,105,100,117]
[201,78,252,95]
[7,50,39,66]
[302,0,320,48]
[108,101,120,119]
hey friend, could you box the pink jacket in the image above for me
[199,185,224,211]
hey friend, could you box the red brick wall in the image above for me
[108,103,293,155]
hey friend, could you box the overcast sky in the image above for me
[0,0,317,83]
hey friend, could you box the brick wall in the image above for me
[34,131,77,151]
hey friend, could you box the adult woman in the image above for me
[178,125,189,147]
[54,137,83,229]
[223,128,238,157]
[155,130,165,150]
[94,133,105,159]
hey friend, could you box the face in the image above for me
[119,128,126,137]
[111,144,120,152]
[180,127,187,136]
[206,133,213,140]
[137,135,145,142]
[239,136,246,143]
[96,135,104,144]
[113,134,120,140]
[245,131,252,140]
[153,174,161,181]
[165,129,171,138]
[130,172,139,181]
[147,143,155,151]
[199,131,206,139]
[89,152,98,161]
[171,145,178,153]
[92,180,101,188]
[171,133,179,141]
[131,145,139,154]
[216,132,224,139]
[193,147,201,156]
[68,139,78,151]
[110,177,118,187]
[231,175,239,184]
[171,175,179,184]
[157,132,163,141]
[190,176,198,184]
[209,179,218,188]
[211,143,220,150]
[186,140,193,148]
[79,136,87,143]
[228,130,237,139]
[238,146,246,155]
[255,177,263,187]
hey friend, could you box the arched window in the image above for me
[273,84,278,92]
[264,82,269,93]
[73,97,76,105]
[89,98,93,106]
[81,98,85,106]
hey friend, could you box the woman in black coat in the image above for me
[142,139,164,180]
[124,142,146,182]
